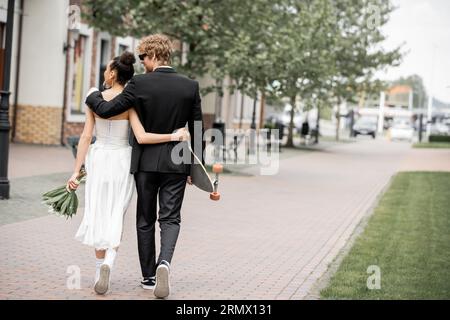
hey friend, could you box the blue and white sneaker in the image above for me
[141,276,156,290]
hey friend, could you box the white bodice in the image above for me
[94,118,130,147]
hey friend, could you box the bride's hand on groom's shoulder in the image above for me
[171,128,190,142]
[86,87,99,97]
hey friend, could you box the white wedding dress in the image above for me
[75,117,135,250]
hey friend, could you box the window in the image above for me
[98,39,110,90]
[65,23,93,122]
[70,34,88,115]
[118,44,128,54]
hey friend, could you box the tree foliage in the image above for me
[82,0,403,144]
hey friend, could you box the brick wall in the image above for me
[13,105,62,145]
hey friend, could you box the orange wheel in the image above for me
[210,192,220,201]
[212,163,223,174]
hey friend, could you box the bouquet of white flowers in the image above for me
[42,168,86,219]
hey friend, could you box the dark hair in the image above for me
[110,51,136,86]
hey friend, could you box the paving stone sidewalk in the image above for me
[1,139,447,300]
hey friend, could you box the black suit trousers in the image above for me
[134,171,187,278]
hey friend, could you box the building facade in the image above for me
[1,0,265,146]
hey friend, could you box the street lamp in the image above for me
[0,0,15,200]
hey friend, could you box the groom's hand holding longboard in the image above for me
[169,128,194,186]
[187,143,222,200]
[171,129,194,186]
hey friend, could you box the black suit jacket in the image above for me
[85,68,204,175]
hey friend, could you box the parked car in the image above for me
[431,122,450,136]
[352,117,377,138]
[390,119,414,141]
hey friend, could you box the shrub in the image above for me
[429,135,450,143]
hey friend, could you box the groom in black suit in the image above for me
[85,34,204,298]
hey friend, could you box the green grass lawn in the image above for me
[413,142,450,149]
[321,172,450,299]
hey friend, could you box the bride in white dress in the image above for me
[66,52,189,295]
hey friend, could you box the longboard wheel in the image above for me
[212,163,223,174]
[210,192,220,201]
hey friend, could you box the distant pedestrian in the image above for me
[301,120,310,144]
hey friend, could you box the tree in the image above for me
[222,1,287,128]
[272,0,338,147]
[83,0,229,78]
[83,0,283,125]
[327,0,402,140]
[82,0,403,146]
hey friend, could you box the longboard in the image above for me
[189,146,222,201]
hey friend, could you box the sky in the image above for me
[380,0,450,103]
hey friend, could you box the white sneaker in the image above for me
[94,264,110,295]
[154,261,170,298]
